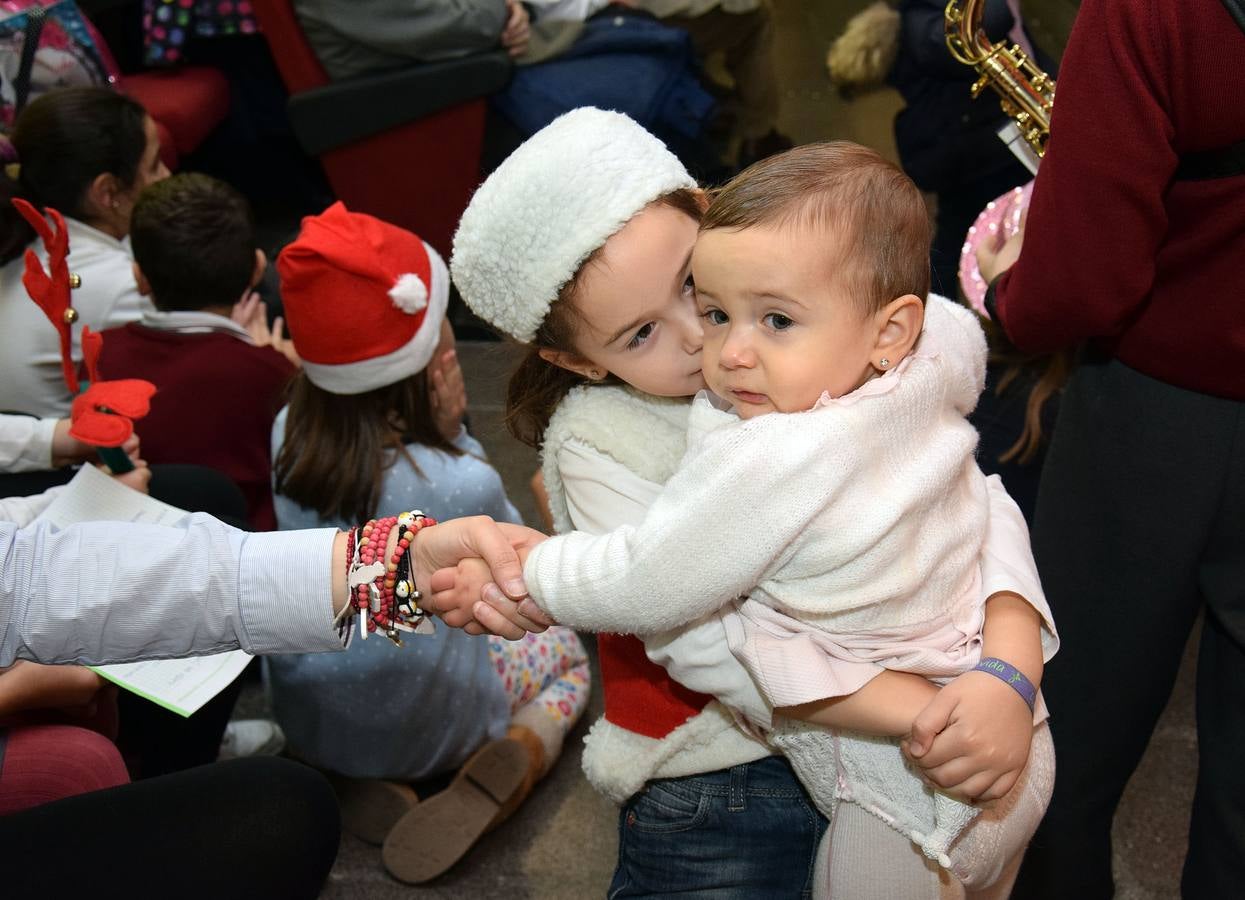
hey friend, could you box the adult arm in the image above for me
[0,415,57,472]
[901,0,1016,77]
[296,0,509,61]
[990,0,1177,352]
[0,661,104,717]
[0,515,343,666]
[0,489,64,528]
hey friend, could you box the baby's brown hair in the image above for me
[702,141,931,314]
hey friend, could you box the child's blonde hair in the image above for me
[702,141,931,315]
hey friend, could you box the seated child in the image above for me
[94,173,297,530]
[443,142,1057,891]
[265,203,591,884]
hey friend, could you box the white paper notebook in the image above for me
[34,464,253,717]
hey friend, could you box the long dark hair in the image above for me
[0,87,148,264]
[505,188,706,449]
[273,372,464,524]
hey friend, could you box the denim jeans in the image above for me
[608,755,828,899]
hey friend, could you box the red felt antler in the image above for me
[12,200,157,450]
[12,198,78,394]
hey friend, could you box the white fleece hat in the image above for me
[451,107,697,343]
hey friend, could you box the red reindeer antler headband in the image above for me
[12,198,156,449]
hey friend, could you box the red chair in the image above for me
[121,67,231,171]
[78,7,230,171]
[250,0,511,257]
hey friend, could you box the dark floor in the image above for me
[229,1,1195,896]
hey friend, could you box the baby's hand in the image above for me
[427,557,552,640]
[901,670,1032,804]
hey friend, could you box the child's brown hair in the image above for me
[274,371,463,525]
[702,141,931,314]
[504,188,706,449]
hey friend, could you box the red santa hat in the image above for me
[277,202,449,395]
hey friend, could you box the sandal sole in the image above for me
[382,738,529,883]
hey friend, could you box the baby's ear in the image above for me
[871,294,924,372]
[131,261,152,297]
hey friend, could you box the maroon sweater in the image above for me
[994,0,1245,400]
[96,323,296,530]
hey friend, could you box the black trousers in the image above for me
[0,757,340,899]
[1012,358,1245,898]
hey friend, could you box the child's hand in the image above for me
[429,348,467,441]
[232,291,301,368]
[232,290,267,342]
[975,211,1027,283]
[427,557,553,640]
[501,0,530,58]
[901,670,1033,804]
[50,417,94,467]
[111,457,151,494]
[269,316,301,368]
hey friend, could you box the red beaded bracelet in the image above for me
[338,510,438,647]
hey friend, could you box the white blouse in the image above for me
[0,217,154,418]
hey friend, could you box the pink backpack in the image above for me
[0,1,120,128]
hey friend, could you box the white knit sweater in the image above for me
[527,296,1017,864]
[527,295,990,638]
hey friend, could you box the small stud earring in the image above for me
[879,358,890,369]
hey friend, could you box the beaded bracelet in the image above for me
[336,510,438,647]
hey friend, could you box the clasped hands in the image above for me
[408,516,1033,805]
[408,516,553,639]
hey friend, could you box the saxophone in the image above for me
[944,0,1055,170]
[946,0,1066,467]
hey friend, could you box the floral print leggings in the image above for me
[486,627,590,736]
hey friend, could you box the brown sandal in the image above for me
[382,737,531,883]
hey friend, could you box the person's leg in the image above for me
[0,724,129,815]
[1014,359,1235,899]
[0,757,340,900]
[116,659,248,778]
[950,722,1055,892]
[488,626,592,780]
[824,802,957,900]
[609,755,828,899]
[1183,399,1245,897]
[667,3,781,148]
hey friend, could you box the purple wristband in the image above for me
[973,657,1037,711]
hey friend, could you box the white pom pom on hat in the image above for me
[451,107,696,344]
[389,273,429,314]
[277,202,449,395]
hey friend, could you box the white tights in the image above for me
[814,723,1055,898]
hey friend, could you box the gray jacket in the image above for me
[294,0,508,80]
